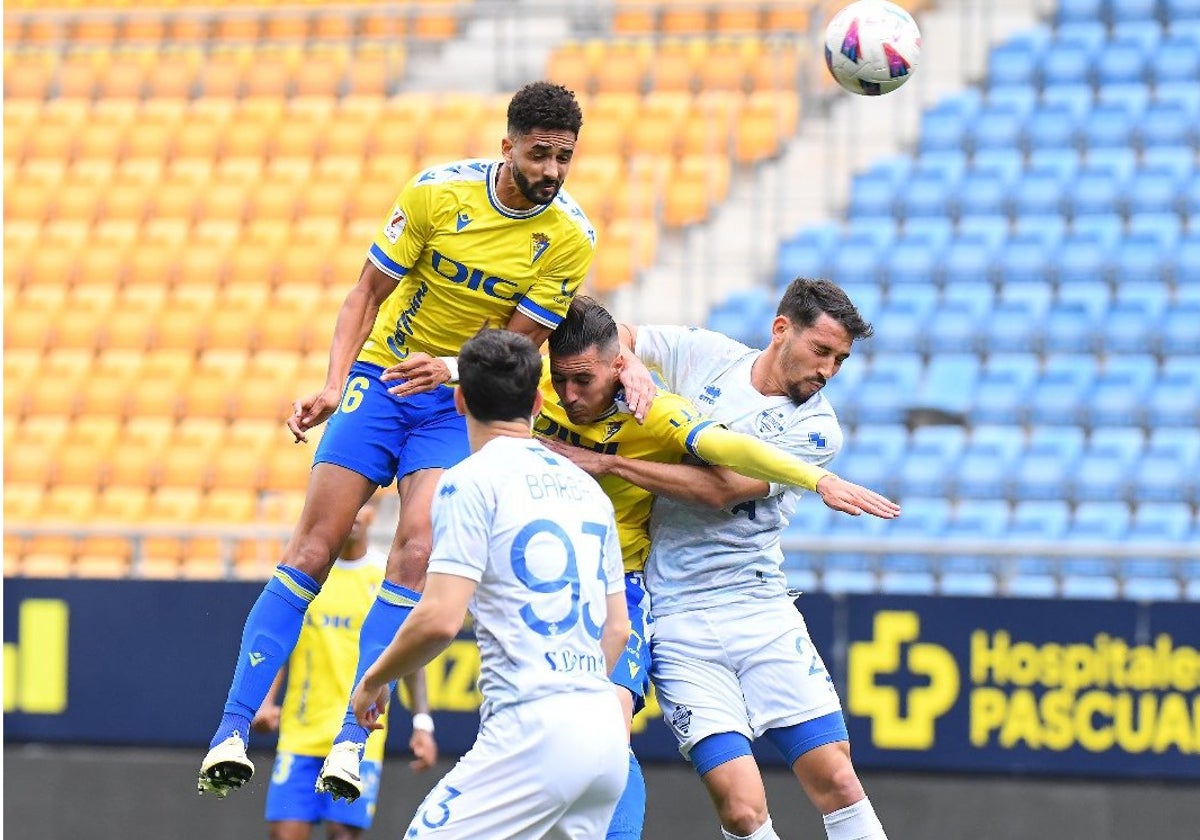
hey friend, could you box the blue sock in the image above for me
[210,566,319,749]
[333,581,420,749]
[606,749,646,840]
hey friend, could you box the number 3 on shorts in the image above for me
[339,376,370,413]
[413,785,462,833]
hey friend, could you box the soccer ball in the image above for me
[824,0,922,96]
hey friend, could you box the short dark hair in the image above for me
[507,81,583,138]
[547,295,618,358]
[777,278,874,341]
[458,329,543,423]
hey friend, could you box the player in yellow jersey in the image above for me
[198,81,656,800]
[534,297,898,840]
[252,501,438,840]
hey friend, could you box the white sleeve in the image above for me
[636,326,748,397]
[427,471,492,582]
[602,508,624,596]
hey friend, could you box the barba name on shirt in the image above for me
[526,470,589,502]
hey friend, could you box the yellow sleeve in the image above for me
[517,228,595,329]
[692,425,833,492]
[367,174,436,280]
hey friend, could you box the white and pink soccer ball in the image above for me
[824,0,922,96]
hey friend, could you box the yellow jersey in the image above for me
[533,364,717,574]
[359,159,596,367]
[277,550,389,762]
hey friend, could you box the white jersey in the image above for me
[637,326,843,616]
[428,435,625,721]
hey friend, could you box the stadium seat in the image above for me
[1121,502,1192,599]
[1004,499,1071,596]
[1060,501,1130,598]
[878,497,951,594]
[1093,40,1148,87]
[1038,42,1094,89]
[1023,103,1081,152]
[1057,0,1104,24]
[953,429,1023,499]
[1010,425,1087,500]
[939,499,1011,595]
[988,40,1040,88]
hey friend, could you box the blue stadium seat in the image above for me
[1165,0,1200,19]
[1099,298,1162,354]
[776,224,840,280]
[988,41,1041,88]
[980,300,1041,354]
[1137,102,1195,150]
[831,425,905,495]
[1093,40,1149,86]
[835,281,883,324]
[940,237,997,286]
[1065,166,1124,217]
[1037,301,1099,354]
[1179,181,1200,225]
[1025,356,1096,425]
[969,356,1038,426]
[1057,20,1110,51]
[972,148,1025,183]
[849,172,897,219]
[1026,147,1082,181]
[883,233,943,285]
[1143,361,1200,428]
[1038,43,1094,89]
[1088,425,1147,455]
[1157,301,1200,354]
[968,106,1027,155]
[827,244,882,286]
[1057,0,1104,24]
[1023,103,1081,151]
[1146,425,1200,462]
[1010,435,1082,501]
[1148,36,1200,84]
[939,499,1012,596]
[707,289,774,347]
[878,497,951,594]
[1141,145,1195,178]
[847,354,922,425]
[1060,501,1131,598]
[1110,20,1164,51]
[1082,103,1139,152]
[919,105,970,154]
[1124,169,1182,218]
[921,300,983,354]
[1122,500,1190,599]
[1056,278,1111,314]
[1083,365,1156,428]
[950,168,1008,218]
[998,278,1053,311]
[1053,229,1117,284]
[1069,438,1138,501]
[996,236,1053,286]
[1112,278,1169,308]
[1083,146,1138,180]
[986,85,1040,116]
[1109,0,1161,24]
[1006,500,1072,596]
[914,354,980,413]
[893,171,953,220]
[1127,212,1181,248]
[1011,169,1065,217]
[953,434,1022,499]
[1095,82,1151,117]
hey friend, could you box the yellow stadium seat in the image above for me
[199,489,258,524]
[209,447,266,493]
[5,444,54,489]
[157,444,216,490]
[97,308,156,352]
[53,443,110,489]
[72,415,123,454]
[227,416,287,453]
[214,14,261,43]
[41,485,98,522]
[589,237,637,292]
[145,59,199,100]
[180,539,228,580]
[263,447,313,493]
[201,309,260,356]
[180,373,234,421]
[613,1,657,35]
[93,485,151,522]
[143,486,203,524]
[102,183,152,223]
[594,42,651,94]
[172,123,223,163]
[312,11,355,40]
[545,41,595,94]
[5,483,44,522]
[714,0,763,34]
[122,16,166,45]
[75,552,132,579]
[125,374,183,420]
[21,553,75,578]
[697,41,752,92]
[200,51,249,99]
[244,55,294,99]
[146,307,206,354]
[97,59,147,99]
[122,123,173,162]
[51,183,103,224]
[750,44,801,92]
[58,60,100,101]
[662,3,710,34]
[72,17,119,45]
[194,348,246,381]
[764,0,812,33]
[265,14,310,43]
[4,58,53,99]
[412,0,458,40]
[5,183,52,222]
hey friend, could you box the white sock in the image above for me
[722,817,781,840]
[823,797,887,840]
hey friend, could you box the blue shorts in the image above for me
[314,361,470,486]
[611,572,653,714]
[265,753,382,829]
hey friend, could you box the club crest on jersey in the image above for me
[670,705,693,735]
[603,419,624,441]
[756,408,787,436]
[531,232,550,263]
[383,205,407,243]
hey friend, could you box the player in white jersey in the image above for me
[565,279,894,840]
[350,328,630,839]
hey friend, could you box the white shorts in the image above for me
[650,597,843,759]
[405,690,628,839]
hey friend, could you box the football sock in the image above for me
[823,798,887,840]
[721,818,780,840]
[210,566,319,749]
[606,749,647,839]
[333,581,420,749]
